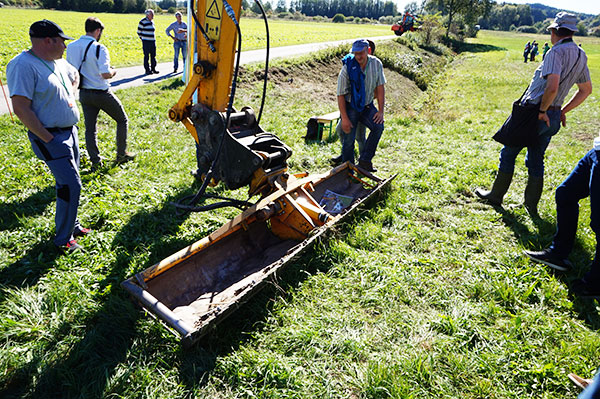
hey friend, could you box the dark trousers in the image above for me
[80,89,128,164]
[142,40,157,73]
[341,102,384,164]
[28,127,81,246]
[550,149,600,283]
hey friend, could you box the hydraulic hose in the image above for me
[174,0,244,214]
[254,0,270,127]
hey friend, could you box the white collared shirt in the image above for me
[66,35,111,90]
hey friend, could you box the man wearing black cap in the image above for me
[475,12,592,216]
[6,19,90,253]
[337,38,386,172]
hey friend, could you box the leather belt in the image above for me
[46,126,73,133]
[80,88,108,92]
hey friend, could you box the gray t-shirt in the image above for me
[522,38,590,107]
[337,55,386,105]
[7,51,79,128]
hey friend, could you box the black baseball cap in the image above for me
[29,20,74,40]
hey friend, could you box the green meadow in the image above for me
[0,24,599,398]
[0,7,392,73]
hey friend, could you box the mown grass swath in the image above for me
[0,23,599,398]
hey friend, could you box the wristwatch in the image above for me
[539,109,547,114]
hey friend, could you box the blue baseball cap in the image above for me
[351,39,369,53]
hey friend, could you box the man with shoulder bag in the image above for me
[66,17,135,171]
[475,12,592,216]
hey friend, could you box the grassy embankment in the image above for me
[0,28,599,398]
[0,7,392,73]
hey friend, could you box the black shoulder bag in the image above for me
[77,40,95,89]
[493,48,582,148]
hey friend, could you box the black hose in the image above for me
[174,0,244,215]
[254,0,270,127]
[189,0,216,52]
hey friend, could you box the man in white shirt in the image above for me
[67,17,135,170]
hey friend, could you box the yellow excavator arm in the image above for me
[169,0,291,197]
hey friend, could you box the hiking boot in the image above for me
[358,159,377,173]
[475,171,513,206]
[116,152,136,164]
[524,248,572,272]
[145,70,152,75]
[56,239,83,254]
[330,155,343,166]
[73,226,92,238]
[173,68,178,73]
[524,176,544,217]
[152,69,160,74]
[571,278,600,298]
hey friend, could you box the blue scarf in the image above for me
[342,54,366,112]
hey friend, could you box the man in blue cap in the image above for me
[337,38,386,172]
[475,12,592,216]
[7,20,90,252]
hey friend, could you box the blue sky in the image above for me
[391,0,600,15]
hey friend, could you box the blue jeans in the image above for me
[173,40,186,71]
[550,149,600,284]
[498,109,561,178]
[341,102,384,164]
[28,127,81,246]
[579,368,600,399]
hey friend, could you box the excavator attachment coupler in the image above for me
[122,164,395,346]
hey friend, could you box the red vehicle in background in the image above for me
[392,12,419,36]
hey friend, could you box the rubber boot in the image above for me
[524,176,543,217]
[475,171,513,206]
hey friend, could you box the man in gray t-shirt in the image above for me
[7,20,89,252]
[476,12,592,216]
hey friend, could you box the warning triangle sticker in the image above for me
[206,0,221,20]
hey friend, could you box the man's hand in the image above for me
[373,110,384,124]
[538,111,550,127]
[560,110,567,127]
[341,116,353,134]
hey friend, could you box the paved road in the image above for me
[0,35,395,116]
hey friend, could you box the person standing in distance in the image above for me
[138,9,158,75]
[7,20,90,252]
[67,17,135,171]
[165,11,187,74]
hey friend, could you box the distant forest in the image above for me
[2,0,599,36]
[477,3,600,36]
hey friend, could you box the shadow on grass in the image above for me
[0,186,54,232]
[0,185,205,398]
[492,204,600,330]
[442,37,506,54]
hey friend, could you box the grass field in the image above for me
[0,7,393,74]
[1,28,600,398]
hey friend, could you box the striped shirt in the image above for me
[137,17,155,41]
[337,55,386,105]
[522,38,590,107]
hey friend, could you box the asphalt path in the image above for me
[0,35,395,116]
